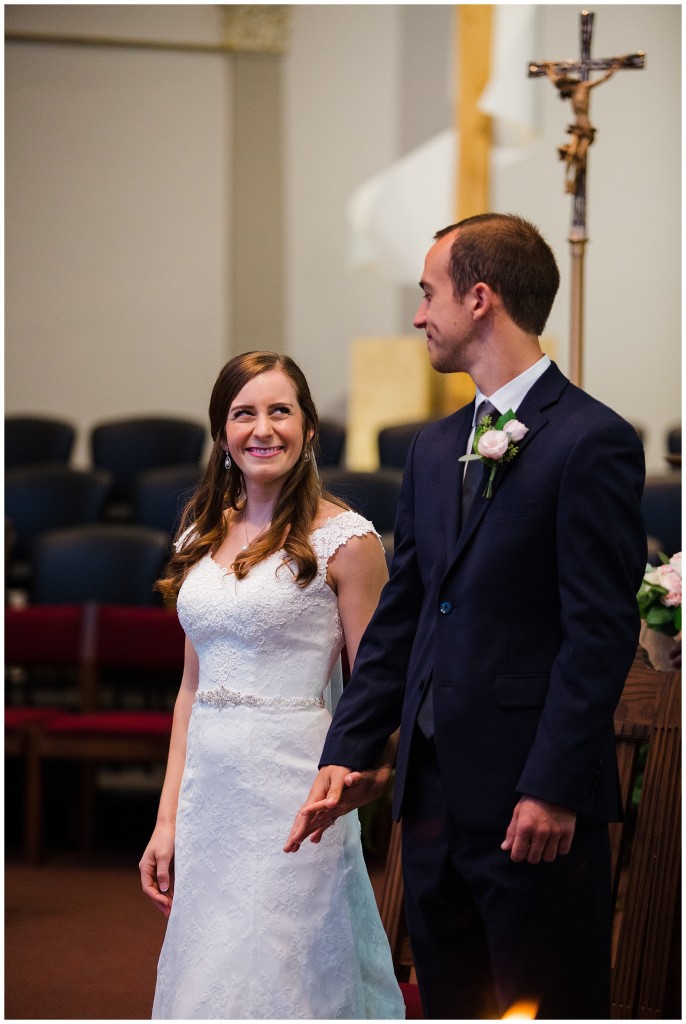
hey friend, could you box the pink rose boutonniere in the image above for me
[459,409,529,498]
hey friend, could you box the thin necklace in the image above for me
[241,506,272,551]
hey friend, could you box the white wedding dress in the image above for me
[152,511,405,1020]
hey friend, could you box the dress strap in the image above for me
[312,510,384,566]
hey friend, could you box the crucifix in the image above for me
[529,11,645,386]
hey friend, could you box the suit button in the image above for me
[439,601,453,615]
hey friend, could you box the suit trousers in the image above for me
[401,730,613,1020]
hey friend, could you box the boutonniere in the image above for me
[459,409,529,498]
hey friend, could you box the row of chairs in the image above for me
[6,413,348,473]
[5,464,403,600]
[6,413,681,481]
[6,415,207,521]
[6,602,185,862]
[7,522,171,605]
[5,463,199,591]
[5,414,681,595]
[5,461,680,605]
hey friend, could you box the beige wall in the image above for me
[283,4,404,421]
[5,5,231,465]
[5,4,681,473]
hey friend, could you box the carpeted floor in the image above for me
[5,850,387,1021]
[4,765,391,1021]
[5,854,167,1020]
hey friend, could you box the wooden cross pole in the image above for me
[529,11,645,386]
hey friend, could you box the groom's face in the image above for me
[414,231,474,374]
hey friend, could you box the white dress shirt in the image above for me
[465,355,551,466]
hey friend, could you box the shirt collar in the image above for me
[473,355,551,425]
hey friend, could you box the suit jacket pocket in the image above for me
[495,673,549,708]
[483,499,539,523]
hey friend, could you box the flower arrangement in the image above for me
[459,409,529,498]
[637,551,682,636]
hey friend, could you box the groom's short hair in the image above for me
[435,214,560,336]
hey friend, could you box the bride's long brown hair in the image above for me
[156,351,347,602]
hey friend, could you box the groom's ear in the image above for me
[470,282,494,321]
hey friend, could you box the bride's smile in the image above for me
[224,368,312,495]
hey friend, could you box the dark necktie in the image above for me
[460,399,500,524]
[416,399,500,740]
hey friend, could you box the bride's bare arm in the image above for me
[327,530,388,667]
[284,531,395,852]
[139,638,199,917]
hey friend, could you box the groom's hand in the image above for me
[283,762,393,852]
[501,796,576,864]
[283,765,351,852]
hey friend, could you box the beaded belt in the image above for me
[195,685,325,710]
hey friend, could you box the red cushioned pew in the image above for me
[5,603,184,862]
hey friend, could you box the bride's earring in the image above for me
[305,444,319,480]
[223,448,232,470]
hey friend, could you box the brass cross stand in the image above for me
[529,11,645,386]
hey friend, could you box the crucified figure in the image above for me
[543,60,623,194]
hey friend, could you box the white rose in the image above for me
[477,429,509,461]
[503,419,529,442]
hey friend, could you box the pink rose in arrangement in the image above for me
[638,551,682,636]
[503,419,529,443]
[477,429,509,461]
[655,563,682,607]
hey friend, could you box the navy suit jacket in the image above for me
[321,363,647,830]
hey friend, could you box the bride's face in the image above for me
[224,369,310,490]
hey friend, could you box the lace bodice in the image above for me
[176,511,381,702]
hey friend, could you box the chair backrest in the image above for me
[665,425,681,472]
[133,464,202,535]
[5,603,96,710]
[94,604,186,710]
[379,646,682,1018]
[95,604,185,670]
[320,468,402,533]
[32,524,170,606]
[6,602,185,712]
[666,425,681,456]
[90,416,206,501]
[641,473,682,558]
[378,421,433,470]
[318,420,346,467]
[5,466,112,560]
[5,604,89,666]
[5,416,76,469]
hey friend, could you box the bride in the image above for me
[139,351,404,1019]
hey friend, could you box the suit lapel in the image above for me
[445,363,569,570]
[438,404,475,566]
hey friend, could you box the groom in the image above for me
[285,214,646,1019]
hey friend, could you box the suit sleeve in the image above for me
[320,434,426,770]
[516,416,647,811]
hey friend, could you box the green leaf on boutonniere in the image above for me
[494,410,516,430]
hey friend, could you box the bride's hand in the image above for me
[140,824,175,917]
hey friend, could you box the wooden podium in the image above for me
[346,336,558,470]
[346,337,475,470]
